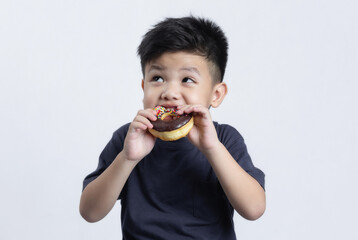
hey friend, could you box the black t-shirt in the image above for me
[83,122,265,240]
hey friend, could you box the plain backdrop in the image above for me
[1,0,357,239]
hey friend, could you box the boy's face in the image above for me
[142,51,226,110]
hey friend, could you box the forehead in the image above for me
[144,51,211,75]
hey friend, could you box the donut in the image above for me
[148,106,194,141]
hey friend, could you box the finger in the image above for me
[128,121,149,134]
[176,105,192,115]
[133,114,154,129]
[177,105,205,115]
[191,105,208,116]
[137,109,157,121]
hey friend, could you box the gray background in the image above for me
[1,0,357,239]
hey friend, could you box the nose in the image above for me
[161,82,180,101]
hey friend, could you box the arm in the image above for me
[177,105,266,220]
[79,109,157,222]
[202,142,266,220]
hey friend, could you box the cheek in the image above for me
[142,89,158,108]
[184,91,209,106]
[142,95,153,108]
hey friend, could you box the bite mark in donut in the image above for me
[148,106,194,141]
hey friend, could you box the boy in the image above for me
[80,16,265,239]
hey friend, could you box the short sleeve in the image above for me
[216,123,265,190]
[82,123,130,198]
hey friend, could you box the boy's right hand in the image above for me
[122,108,157,161]
[80,109,157,222]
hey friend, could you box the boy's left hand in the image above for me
[176,105,219,152]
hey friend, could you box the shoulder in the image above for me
[213,121,245,146]
[113,123,130,136]
[101,123,131,159]
[113,122,131,139]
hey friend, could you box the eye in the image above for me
[182,77,195,83]
[152,76,164,82]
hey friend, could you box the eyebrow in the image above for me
[148,64,166,73]
[180,67,200,76]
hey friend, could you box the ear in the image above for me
[211,82,228,108]
[141,79,144,90]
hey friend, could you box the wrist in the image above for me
[199,139,223,157]
[117,151,141,167]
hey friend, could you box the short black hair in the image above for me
[137,16,228,83]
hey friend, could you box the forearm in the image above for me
[203,142,266,220]
[79,152,138,222]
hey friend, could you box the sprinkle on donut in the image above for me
[153,106,179,120]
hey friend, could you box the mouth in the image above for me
[158,104,179,110]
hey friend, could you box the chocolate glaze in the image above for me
[151,114,192,132]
